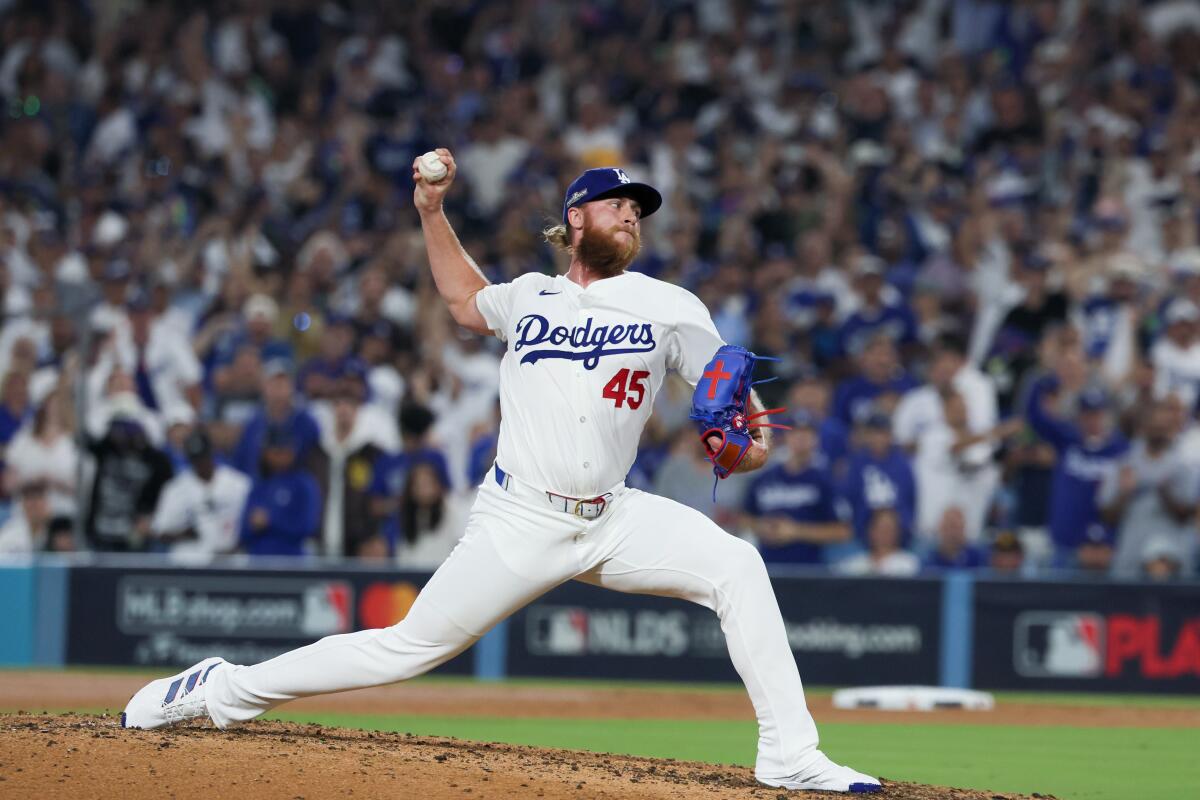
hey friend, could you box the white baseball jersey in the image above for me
[474,270,725,497]
[151,465,252,556]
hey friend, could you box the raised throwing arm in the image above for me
[412,148,491,335]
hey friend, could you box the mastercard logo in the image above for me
[359,581,421,629]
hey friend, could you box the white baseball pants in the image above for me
[205,477,821,781]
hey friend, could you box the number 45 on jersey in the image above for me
[603,368,650,409]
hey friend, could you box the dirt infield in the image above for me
[1,672,1191,799]
[0,671,1194,728]
[0,714,1048,800]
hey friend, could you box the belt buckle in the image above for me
[573,496,607,519]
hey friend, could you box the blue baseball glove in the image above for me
[689,345,788,480]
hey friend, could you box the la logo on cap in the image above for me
[614,168,630,184]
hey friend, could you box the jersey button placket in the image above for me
[574,302,595,477]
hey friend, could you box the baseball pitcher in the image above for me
[123,151,880,794]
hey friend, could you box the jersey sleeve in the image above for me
[473,273,539,342]
[667,288,726,386]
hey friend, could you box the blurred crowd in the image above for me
[2,0,1200,581]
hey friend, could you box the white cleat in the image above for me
[759,752,882,793]
[121,657,226,730]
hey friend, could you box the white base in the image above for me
[831,685,995,711]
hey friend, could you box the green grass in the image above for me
[10,666,1199,707]
[266,710,1200,800]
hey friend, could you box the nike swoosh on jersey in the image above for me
[538,290,561,295]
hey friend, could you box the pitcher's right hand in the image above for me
[412,148,456,215]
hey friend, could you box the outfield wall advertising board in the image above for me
[64,565,472,674]
[972,580,1200,692]
[505,576,943,685]
[22,561,1198,694]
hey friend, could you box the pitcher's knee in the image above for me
[724,536,770,585]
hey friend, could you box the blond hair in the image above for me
[542,223,572,252]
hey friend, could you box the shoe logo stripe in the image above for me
[184,670,202,693]
[163,677,184,705]
[202,662,220,683]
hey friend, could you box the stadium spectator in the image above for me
[1099,401,1198,579]
[389,461,469,569]
[239,425,322,557]
[988,531,1027,576]
[911,389,1020,545]
[274,270,327,363]
[922,506,988,571]
[208,340,265,453]
[832,336,917,428]
[369,403,452,525]
[0,0,1197,582]
[980,250,1070,414]
[358,319,406,418]
[1025,376,1129,567]
[89,259,134,339]
[893,333,998,452]
[217,294,293,372]
[161,403,198,474]
[3,386,77,516]
[83,402,174,552]
[835,508,919,577]
[741,412,851,566]
[0,367,32,448]
[150,428,252,558]
[44,516,76,553]
[786,369,849,469]
[312,378,398,557]
[1139,536,1188,582]
[1073,255,1140,386]
[109,290,202,413]
[1151,299,1200,408]
[840,411,916,545]
[85,366,165,446]
[0,480,50,554]
[232,359,320,479]
[298,315,365,402]
[838,254,920,359]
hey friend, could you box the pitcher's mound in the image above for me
[0,714,1049,799]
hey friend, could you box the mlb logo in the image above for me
[1014,612,1105,678]
[527,607,588,656]
[301,582,353,636]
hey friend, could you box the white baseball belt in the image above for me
[493,464,613,520]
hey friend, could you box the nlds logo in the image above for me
[526,606,689,657]
[1015,611,1200,679]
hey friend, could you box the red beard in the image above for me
[575,217,640,277]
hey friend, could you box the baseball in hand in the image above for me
[418,151,448,183]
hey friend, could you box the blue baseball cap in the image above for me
[562,167,662,224]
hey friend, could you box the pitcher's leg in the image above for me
[208,487,577,728]
[579,489,818,781]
